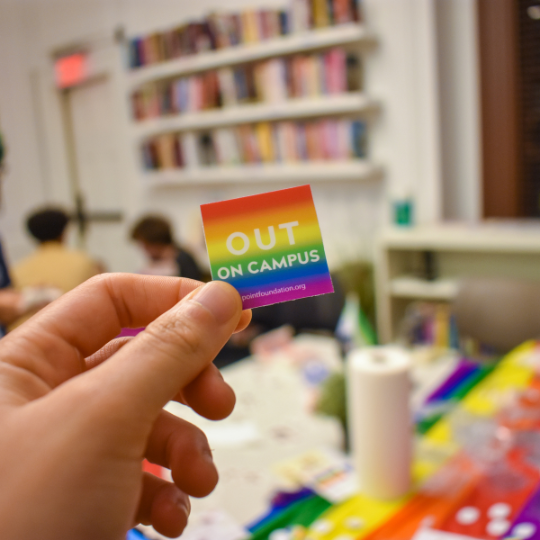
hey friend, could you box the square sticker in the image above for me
[201,185,334,309]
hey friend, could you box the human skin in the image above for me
[0,288,23,324]
[0,274,251,540]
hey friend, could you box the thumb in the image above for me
[82,281,243,423]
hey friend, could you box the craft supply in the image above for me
[274,449,358,503]
[201,185,333,309]
[347,346,412,500]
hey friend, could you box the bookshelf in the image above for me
[144,160,382,187]
[126,3,380,184]
[128,23,375,88]
[133,92,377,139]
[375,225,540,344]
[389,276,459,301]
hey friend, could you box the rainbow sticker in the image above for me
[201,185,334,309]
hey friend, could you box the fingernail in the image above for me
[192,282,239,324]
[202,446,215,464]
[172,491,190,517]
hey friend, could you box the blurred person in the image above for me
[0,133,52,336]
[12,206,101,296]
[131,214,204,282]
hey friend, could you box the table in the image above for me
[141,335,344,539]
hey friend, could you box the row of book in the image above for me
[129,0,362,69]
[132,49,361,121]
[400,301,498,358]
[142,119,367,170]
[400,302,460,351]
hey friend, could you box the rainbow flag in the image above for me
[201,185,334,309]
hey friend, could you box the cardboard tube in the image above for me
[347,346,412,500]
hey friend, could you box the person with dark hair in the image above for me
[12,206,100,300]
[26,208,70,242]
[131,214,204,282]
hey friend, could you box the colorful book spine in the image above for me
[131,47,360,120]
[128,1,363,70]
[142,118,367,170]
[312,0,330,28]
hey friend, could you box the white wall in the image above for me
[0,0,481,273]
[436,0,481,221]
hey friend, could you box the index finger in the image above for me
[0,274,251,391]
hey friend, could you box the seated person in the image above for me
[0,137,64,335]
[11,207,101,325]
[0,240,24,337]
[130,214,204,282]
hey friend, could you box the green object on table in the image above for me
[248,495,332,540]
[393,199,414,226]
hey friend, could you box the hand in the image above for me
[0,274,251,540]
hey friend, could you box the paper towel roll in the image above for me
[347,346,412,500]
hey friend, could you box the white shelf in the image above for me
[129,23,374,88]
[133,93,376,138]
[144,161,382,186]
[389,276,459,301]
[380,224,540,253]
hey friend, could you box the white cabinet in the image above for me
[375,224,540,343]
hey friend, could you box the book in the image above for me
[182,132,199,169]
[265,58,288,103]
[174,134,184,167]
[241,10,258,43]
[312,0,330,28]
[278,10,290,35]
[197,132,218,166]
[346,52,362,91]
[255,122,275,162]
[233,67,250,103]
[217,68,237,107]
[131,46,361,119]
[229,14,242,46]
[290,0,311,33]
[338,119,351,158]
[333,0,353,24]
[351,120,367,158]
[142,117,368,169]
[296,122,308,160]
[266,10,281,38]
[155,134,176,169]
[128,1,361,70]
[351,0,362,22]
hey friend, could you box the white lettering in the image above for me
[272,257,288,269]
[287,254,298,266]
[279,221,299,245]
[298,252,309,264]
[248,261,259,274]
[231,264,243,277]
[254,226,276,250]
[218,267,230,279]
[309,249,320,263]
[226,232,250,256]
